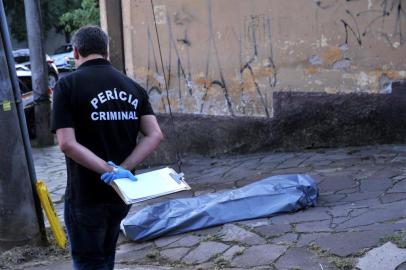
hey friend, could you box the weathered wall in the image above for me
[143,81,406,165]
[120,0,406,118]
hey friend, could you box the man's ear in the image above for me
[73,47,80,60]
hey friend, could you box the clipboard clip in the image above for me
[169,172,185,184]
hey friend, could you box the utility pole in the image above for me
[0,0,46,251]
[100,0,125,72]
[24,0,53,146]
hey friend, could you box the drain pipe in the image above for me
[0,0,47,243]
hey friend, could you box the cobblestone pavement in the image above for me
[24,145,406,269]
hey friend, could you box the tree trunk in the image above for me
[0,0,46,251]
[24,0,54,146]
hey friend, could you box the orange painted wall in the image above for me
[117,0,406,117]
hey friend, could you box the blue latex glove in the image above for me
[101,161,137,184]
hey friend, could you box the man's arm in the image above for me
[56,128,112,174]
[120,115,163,170]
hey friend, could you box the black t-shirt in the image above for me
[51,58,154,206]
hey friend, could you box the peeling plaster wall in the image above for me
[120,0,406,118]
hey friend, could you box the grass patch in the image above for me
[329,257,354,270]
[202,233,222,242]
[214,257,230,269]
[308,243,354,270]
[146,250,159,259]
[380,230,406,248]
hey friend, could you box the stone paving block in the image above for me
[115,245,151,262]
[222,267,247,270]
[237,158,263,170]
[390,145,406,152]
[392,156,406,163]
[336,187,359,194]
[360,178,393,192]
[251,267,277,270]
[318,194,347,205]
[393,174,406,181]
[27,260,72,270]
[314,231,389,257]
[116,242,154,255]
[160,247,190,262]
[276,156,309,169]
[275,247,335,270]
[268,167,311,175]
[231,244,287,268]
[253,223,292,237]
[327,204,368,217]
[191,226,222,237]
[340,192,382,203]
[356,242,406,270]
[188,174,223,186]
[221,245,245,261]
[337,202,406,229]
[315,167,345,174]
[307,173,326,183]
[219,224,266,245]
[269,207,331,224]
[331,216,351,227]
[331,158,366,167]
[195,262,215,269]
[154,234,185,248]
[397,262,406,270]
[193,188,216,196]
[182,241,229,264]
[318,175,357,192]
[167,235,201,248]
[389,180,406,193]
[115,266,176,270]
[301,156,334,167]
[395,218,406,224]
[352,222,405,233]
[221,166,255,183]
[296,233,330,247]
[235,176,270,188]
[295,220,333,233]
[259,153,295,164]
[373,168,402,180]
[270,233,298,244]
[236,218,270,228]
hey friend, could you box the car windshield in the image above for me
[54,45,72,54]
[14,55,30,64]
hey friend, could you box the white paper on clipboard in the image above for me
[111,167,190,204]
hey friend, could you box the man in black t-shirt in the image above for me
[52,26,163,270]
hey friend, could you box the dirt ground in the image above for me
[0,231,69,270]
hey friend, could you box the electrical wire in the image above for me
[150,0,183,172]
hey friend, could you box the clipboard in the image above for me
[111,167,191,204]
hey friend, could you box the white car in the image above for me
[51,44,75,72]
[13,49,59,88]
[16,64,53,139]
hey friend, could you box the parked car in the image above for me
[16,65,53,139]
[51,44,75,72]
[12,48,59,88]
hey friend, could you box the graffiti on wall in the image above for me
[315,0,405,47]
[132,0,405,118]
[143,0,276,117]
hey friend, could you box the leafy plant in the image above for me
[4,0,82,42]
[59,0,99,35]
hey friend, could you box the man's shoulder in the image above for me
[58,69,81,84]
[119,73,147,92]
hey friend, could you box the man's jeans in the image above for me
[64,201,131,270]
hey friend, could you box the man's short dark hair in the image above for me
[71,26,109,57]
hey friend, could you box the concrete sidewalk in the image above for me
[18,145,406,269]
